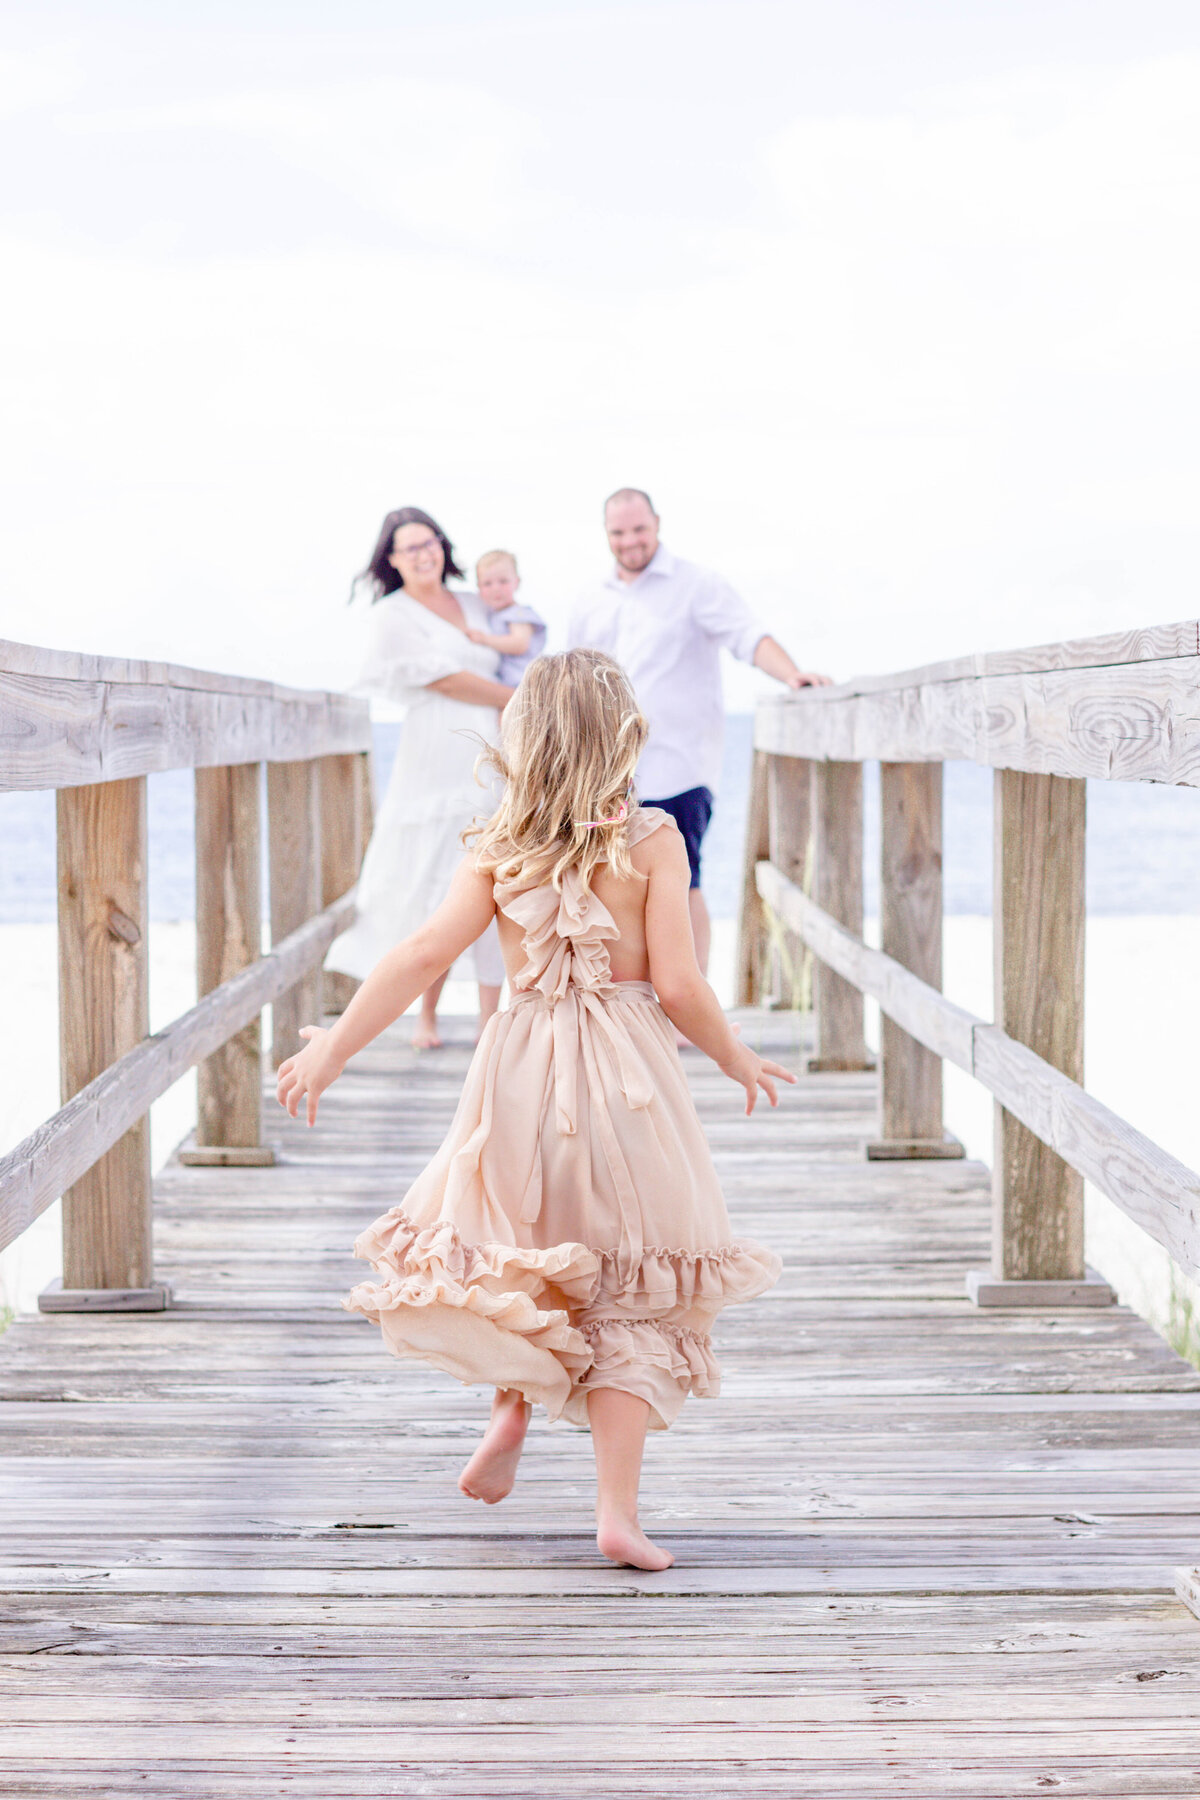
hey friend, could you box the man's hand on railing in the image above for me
[277,1026,346,1128]
[751,634,833,691]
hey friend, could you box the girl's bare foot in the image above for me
[458,1391,531,1504]
[412,1016,443,1050]
[596,1513,674,1571]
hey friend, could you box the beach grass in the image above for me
[1165,1270,1200,1370]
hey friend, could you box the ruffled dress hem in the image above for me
[345,1207,780,1431]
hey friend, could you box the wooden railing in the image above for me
[737,621,1200,1307]
[0,639,372,1311]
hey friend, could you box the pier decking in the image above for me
[2,1009,1199,1798]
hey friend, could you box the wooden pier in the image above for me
[3,624,1200,1793]
[3,1015,1200,1794]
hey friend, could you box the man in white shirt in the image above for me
[568,487,829,972]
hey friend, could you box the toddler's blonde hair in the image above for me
[468,649,647,893]
[476,548,519,578]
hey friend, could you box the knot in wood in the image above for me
[106,906,142,946]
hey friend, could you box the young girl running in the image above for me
[277,650,792,1571]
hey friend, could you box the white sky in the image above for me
[2,0,1198,705]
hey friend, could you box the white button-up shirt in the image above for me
[567,545,766,799]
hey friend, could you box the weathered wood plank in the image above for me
[320,752,363,1014]
[193,763,263,1152]
[55,778,154,1294]
[764,753,812,1010]
[0,637,278,692]
[874,761,949,1153]
[2,1763,1200,1799]
[756,864,976,1071]
[762,621,1199,698]
[808,761,872,1070]
[754,648,1200,787]
[3,1720,1200,1760]
[972,1027,1200,1281]
[991,769,1086,1283]
[753,619,1200,704]
[0,645,370,792]
[0,894,354,1251]
[0,1589,1187,1641]
[1,1760,1199,1798]
[735,750,771,1006]
[267,759,321,1068]
[6,1683,1200,1724]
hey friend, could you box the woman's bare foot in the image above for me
[412,1015,443,1050]
[596,1513,675,1571]
[458,1391,531,1504]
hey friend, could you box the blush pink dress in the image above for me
[345,808,781,1430]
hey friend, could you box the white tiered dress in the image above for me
[325,590,505,986]
[346,809,781,1429]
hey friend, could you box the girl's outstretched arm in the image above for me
[276,858,497,1125]
[643,825,796,1114]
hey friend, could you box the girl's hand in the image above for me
[276,1026,344,1127]
[464,627,487,645]
[718,1037,797,1116]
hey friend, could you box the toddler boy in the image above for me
[468,550,547,686]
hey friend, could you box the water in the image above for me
[2,714,1198,922]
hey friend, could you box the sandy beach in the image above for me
[3,914,1197,1338]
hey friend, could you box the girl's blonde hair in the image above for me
[468,649,647,893]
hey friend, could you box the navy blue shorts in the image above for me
[642,786,713,889]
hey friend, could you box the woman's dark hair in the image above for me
[358,506,465,600]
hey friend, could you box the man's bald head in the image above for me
[604,486,657,519]
[604,488,660,580]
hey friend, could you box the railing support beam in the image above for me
[41,777,169,1312]
[868,761,963,1160]
[180,763,273,1169]
[735,751,772,1006]
[320,751,366,1015]
[968,768,1113,1307]
[766,754,813,1011]
[808,761,875,1073]
[268,760,322,1070]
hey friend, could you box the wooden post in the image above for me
[867,762,963,1160]
[180,763,274,1169]
[735,750,772,1006]
[268,759,321,1070]
[967,769,1112,1307]
[321,752,365,1014]
[40,777,169,1312]
[766,754,813,1011]
[358,747,375,860]
[808,760,875,1072]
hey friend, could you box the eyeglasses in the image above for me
[393,536,441,558]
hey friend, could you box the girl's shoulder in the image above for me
[626,805,678,851]
[625,807,684,878]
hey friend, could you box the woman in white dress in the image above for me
[326,508,516,1045]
